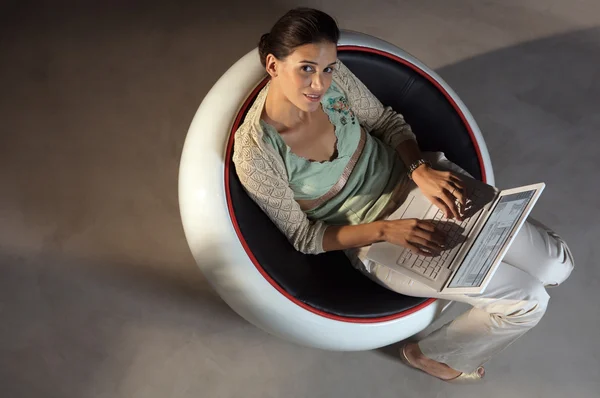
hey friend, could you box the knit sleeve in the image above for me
[333,59,417,149]
[232,125,328,254]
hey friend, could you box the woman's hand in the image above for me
[411,165,467,220]
[382,218,447,256]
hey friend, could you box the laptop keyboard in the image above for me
[397,187,486,280]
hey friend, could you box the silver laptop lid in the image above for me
[447,188,540,288]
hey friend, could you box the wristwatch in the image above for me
[407,159,432,180]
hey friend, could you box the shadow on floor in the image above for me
[1,1,598,395]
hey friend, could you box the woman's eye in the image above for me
[301,65,335,73]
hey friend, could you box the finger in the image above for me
[409,236,443,255]
[416,220,436,232]
[430,196,453,219]
[446,181,467,206]
[449,178,465,192]
[451,186,467,207]
[421,230,447,246]
[416,222,447,244]
[444,180,461,194]
[451,187,469,218]
[404,242,435,257]
[441,191,462,220]
[448,172,464,184]
[416,229,447,248]
[448,177,468,204]
[443,183,465,213]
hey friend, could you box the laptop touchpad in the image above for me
[401,192,432,220]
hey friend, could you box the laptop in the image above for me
[366,176,545,294]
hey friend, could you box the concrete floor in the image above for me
[1,1,599,397]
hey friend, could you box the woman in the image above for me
[233,7,574,383]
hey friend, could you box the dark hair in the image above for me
[258,8,340,68]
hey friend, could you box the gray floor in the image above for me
[1,1,599,397]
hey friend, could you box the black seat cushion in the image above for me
[227,50,482,319]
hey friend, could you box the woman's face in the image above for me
[267,41,338,113]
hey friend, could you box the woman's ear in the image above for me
[265,54,278,78]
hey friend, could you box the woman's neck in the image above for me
[262,80,311,132]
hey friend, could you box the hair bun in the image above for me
[258,33,271,67]
[259,33,270,48]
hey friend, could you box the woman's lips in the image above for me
[304,93,322,102]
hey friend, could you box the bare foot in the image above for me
[403,343,485,380]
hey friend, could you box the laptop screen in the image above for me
[448,189,537,288]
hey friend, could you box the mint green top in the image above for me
[261,81,405,226]
[233,59,416,254]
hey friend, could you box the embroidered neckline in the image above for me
[258,83,346,165]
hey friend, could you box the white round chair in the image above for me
[179,30,494,351]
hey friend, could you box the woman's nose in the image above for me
[312,75,324,90]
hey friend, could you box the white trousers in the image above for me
[354,154,575,373]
